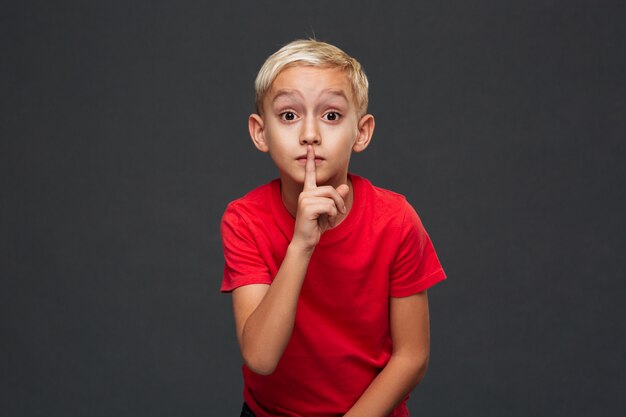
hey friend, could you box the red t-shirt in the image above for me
[221,174,446,417]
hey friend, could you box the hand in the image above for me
[292,145,349,252]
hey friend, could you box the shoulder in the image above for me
[354,174,415,220]
[221,180,277,230]
[223,181,275,216]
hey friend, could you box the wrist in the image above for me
[288,239,316,258]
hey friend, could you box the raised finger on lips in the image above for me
[302,145,348,214]
[304,144,317,191]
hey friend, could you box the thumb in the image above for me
[336,183,350,199]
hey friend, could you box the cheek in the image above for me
[325,123,356,139]
[267,122,299,140]
[265,134,297,161]
[264,126,288,146]
[338,126,359,148]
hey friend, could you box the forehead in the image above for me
[267,65,354,103]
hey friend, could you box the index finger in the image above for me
[304,144,317,190]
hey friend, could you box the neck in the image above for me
[280,174,354,221]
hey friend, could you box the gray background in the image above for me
[2,1,625,416]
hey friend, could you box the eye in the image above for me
[324,111,341,121]
[280,111,297,121]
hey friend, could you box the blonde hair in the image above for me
[255,39,369,116]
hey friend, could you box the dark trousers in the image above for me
[240,402,256,417]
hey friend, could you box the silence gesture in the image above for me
[292,145,350,252]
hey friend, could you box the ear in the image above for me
[249,113,269,152]
[352,114,375,153]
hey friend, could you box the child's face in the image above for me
[250,65,373,188]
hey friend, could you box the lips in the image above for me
[296,154,325,161]
[296,155,324,166]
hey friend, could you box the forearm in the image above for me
[344,354,429,417]
[240,243,313,375]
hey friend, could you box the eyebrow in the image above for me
[319,89,350,103]
[271,89,350,104]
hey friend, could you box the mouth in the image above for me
[296,155,325,165]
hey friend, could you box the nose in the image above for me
[299,117,321,145]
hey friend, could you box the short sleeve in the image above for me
[220,203,272,292]
[389,202,446,297]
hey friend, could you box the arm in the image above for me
[232,145,349,375]
[232,244,311,375]
[344,291,431,417]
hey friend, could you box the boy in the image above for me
[221,39,446,417]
